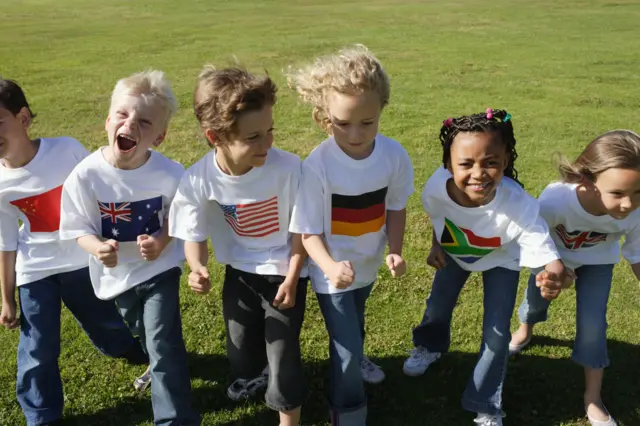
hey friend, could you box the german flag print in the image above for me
[331,187,387,237]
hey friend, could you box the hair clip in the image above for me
[504,112,512,123]
[485,108,493,120]
[443,118,453,127]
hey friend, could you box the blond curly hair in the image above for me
[288,44,390,132]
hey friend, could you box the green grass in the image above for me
[2,0,640,424]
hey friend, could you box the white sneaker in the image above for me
[474,413,503,426]
[402,347,441,376]
[587,407,617,426]
[361,356,385,384]
[227,365,269,401]
[133,366,151,392]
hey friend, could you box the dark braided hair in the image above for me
[439,109,523,188]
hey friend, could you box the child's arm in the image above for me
[137,219,172,261]
[76,235,119,268]
[184,240,211,294]
[273,233,307,309]
[427,229,447,270]
[302,234,354,289]
[386,209,407,277]
[0,251,19,329]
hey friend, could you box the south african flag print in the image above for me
[440,218,501,263]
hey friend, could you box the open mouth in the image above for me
[116,134,137,153]
[468,182,491,192]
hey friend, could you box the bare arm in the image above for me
[0,251,16,306]
[301,234,335,273]
[286,233,307,282]
[77,234,106,256]
[185,240,209,271]
[386,209,406,256]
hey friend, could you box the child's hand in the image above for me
[426,246,447,270]
[327,260,355,289]
[273,279,297,310]
[188,266,211,294]
[386,254,406,278]
[0,299,19,329]
[137,234,166,261]
[97,239,118,268]
[535,261,566,301]
[562,268,576,289]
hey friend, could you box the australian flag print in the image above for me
[99,196,162,242]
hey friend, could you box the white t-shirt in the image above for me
[59,149,185,300]
[169,147,304,277]
[422,167,560,272]
[0,137,90,286]
[538,182,640,269]
[290,134,414,294]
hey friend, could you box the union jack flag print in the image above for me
[220,196,280,238]
[555,224,607,250]
[98,196,163,242]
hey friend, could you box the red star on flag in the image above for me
[10,185,63,233]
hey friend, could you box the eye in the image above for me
[458,162,472,168]
[247,134,260,141]
[333,121,348,127]
[362,121,374,126]
[487,160,500,167]
[267,127,274,133]
[140,120,151,126]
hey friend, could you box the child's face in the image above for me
[325,90,381,160]
[0,106,30,161]
[446,131,509,207]
[213,106,274,174]
[105,94,167,169]
[592,168,640,219]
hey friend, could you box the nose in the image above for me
[620,197,632,210]
[471,164,485,180]
[348,125,365,143]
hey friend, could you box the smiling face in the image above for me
[325,89,381,160]
[210,105,274,176]
[589,168,640,219]
[105,93,167,169]
[446,131,509,207]
[0,106,30,162]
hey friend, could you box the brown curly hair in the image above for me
[194,66,277,146]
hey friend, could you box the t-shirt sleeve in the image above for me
[622,221,640,264]
[514,196,561,268]
[289,162,325,235]
[289,160,302,218]
[68,138,90,163]
[0,203,19,251]
[387,147,414,211]
[168,168,212,242]
[421,167,448,217]
[59,170,100,240]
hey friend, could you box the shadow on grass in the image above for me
[62,338,640,425]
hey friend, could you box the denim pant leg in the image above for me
[16,277,64,426]
[462,267,519,416]
[59,267,136,358]
[412,257,470,351]
[572,264,614,369]
[517,273,551,324]
[316,284,373,426]
[355,282,371,361]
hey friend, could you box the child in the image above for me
[169,66,308,426]
[0,78,145,426]
[509,130,640,426]
[404,109,567,426]
[288,45,414,426]
[59,70,200,425]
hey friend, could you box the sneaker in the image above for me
[361,356,385,384]
[402,347,441,377]
[133,366,151,392]
[474,413,503,426]
[227,365,269,401]
[587,406,617,426]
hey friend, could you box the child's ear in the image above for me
[18,107,31,128]
[445,160,453,173]
[152,130,167,148]
[205,129,218,148]
[105,115,110,130]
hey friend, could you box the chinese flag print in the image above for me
[10,185,63,233]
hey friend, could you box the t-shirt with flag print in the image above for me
[0,137,91,286]
[422,167,560,272]
[290,134,414,294]
[169,147,305,277]
[536,182,640,269]
[59,148,185,300]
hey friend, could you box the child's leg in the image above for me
[511,273,552,348]
[571,264,614,422]
[461,267,519,416]
[58,267,146,364]
[260,276,308,426]
[223,266,269,385]
[411,258,470,351]
[139,267,200,425]
[316,284,373,426]
[16,277,64,426]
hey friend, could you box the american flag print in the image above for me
[98,196,163,242]
[220,196,280,238]
[555,224,607,250]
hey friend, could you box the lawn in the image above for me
[1,0,640,424]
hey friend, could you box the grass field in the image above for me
[2,0,640,424]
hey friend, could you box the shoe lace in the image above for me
[361,357,378,373]
[408,347,430,361]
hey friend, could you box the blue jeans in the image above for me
[412,258,519,416]
[315,284,373,426]
[115,267,200,426]
[518,264,614,369]
[17,267,136,426]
